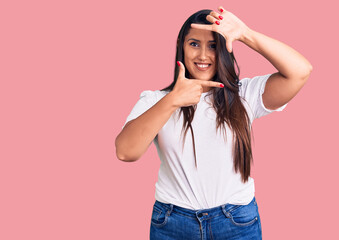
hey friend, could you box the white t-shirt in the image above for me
[122,73,288,210]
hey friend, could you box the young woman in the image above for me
[116,6,312,240]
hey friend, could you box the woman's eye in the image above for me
[190,42,216,49]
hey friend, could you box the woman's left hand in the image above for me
[190,6,251,53]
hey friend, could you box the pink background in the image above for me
[1,0,338,239]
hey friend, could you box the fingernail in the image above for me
[220,8,224,12]
[220,83,224,87]
[219,15,223,20]
[215,21,220,25]
[177,61,180,66]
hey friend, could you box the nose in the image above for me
[198,46,209,60]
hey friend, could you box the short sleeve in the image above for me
[121,90,158,129]
[239,73,288,120]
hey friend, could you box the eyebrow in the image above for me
[187,38,216,43]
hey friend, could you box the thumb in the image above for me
[226,40,233,53]
[177,61,186,80]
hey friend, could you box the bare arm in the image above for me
[240,28,312,110]
[115,91,178,162]
[116,60,224,162]
[192,7,312,110]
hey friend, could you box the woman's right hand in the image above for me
[171,61,224,107]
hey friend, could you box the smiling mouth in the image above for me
[194,63,211,71]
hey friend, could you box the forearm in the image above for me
[240,28,313,79]
[115,92,178,162]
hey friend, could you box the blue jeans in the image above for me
[150,196,262,240]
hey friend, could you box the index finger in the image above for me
[196,79,224,88]
[190,23,213,31]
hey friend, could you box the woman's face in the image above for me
[183,28,217,92]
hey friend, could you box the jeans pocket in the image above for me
[224,198,258,227]
[151,202,170,228]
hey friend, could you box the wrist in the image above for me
[240,27,254,44]
[166,91,180,110]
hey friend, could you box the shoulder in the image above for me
[238,73,272,98]
[139,89,171,103]
[237,74,273,119]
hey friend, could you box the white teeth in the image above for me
[196,64,209,68]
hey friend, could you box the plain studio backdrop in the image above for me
[0,0,338,239]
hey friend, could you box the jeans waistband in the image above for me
[154,196,256,219]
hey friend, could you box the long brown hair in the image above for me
[160,9,254,183]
